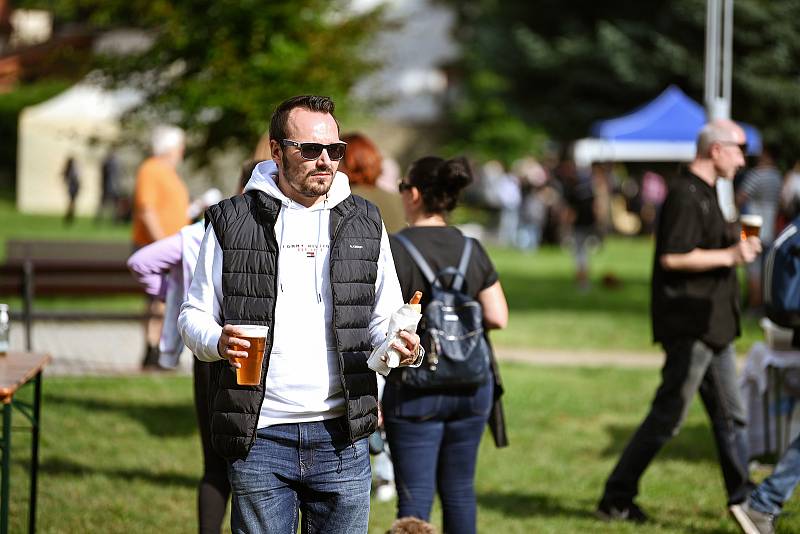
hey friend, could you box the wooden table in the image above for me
[0,352,50,534]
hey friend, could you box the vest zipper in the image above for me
[330,208,356,444]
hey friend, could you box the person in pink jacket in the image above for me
[127,159,260,533]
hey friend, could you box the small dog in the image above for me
[386,516,438,534]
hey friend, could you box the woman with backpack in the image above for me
[385,156,509,534]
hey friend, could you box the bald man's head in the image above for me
[696,119,746,158]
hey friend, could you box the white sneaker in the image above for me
[730,502,775,534]
[374,481,396,502]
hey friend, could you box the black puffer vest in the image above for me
[205,190,383,460]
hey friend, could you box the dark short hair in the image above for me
[268,95,339,142]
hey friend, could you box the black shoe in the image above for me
[596,498,648,523]
[141,344,160,369]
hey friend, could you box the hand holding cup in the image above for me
[217,324,269,385]
[732,235,762,265]
[218,324,251,367]
[740,214,763,241]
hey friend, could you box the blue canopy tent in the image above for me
[573,85,762,167]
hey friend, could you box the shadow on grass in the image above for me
[44,393,197,438]
[478,491,732,533]
[35,456,197,488]
[477,491,596,520]
[500,272,651,314]
[601,422,718,463]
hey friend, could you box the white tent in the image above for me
[16,83,142,215]
[573,139,698,168]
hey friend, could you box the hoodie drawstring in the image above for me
[314,200,326,303]
[278,205,287,293]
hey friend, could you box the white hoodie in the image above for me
[179,160,403,428]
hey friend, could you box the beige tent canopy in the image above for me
[16,82,142,215]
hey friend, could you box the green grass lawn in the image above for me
[0,197,131,260]
[486,238,762,354]
[7,366,796,533]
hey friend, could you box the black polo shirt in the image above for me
[651,168,740,349]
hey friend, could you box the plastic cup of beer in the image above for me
[230,325,269,386]
[740,214,763,240]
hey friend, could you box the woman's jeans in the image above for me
[602,339,752,506]
[750,434,800,515]
[384,378,493,534]
[227,417,370,534]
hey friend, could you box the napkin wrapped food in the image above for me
[367,302,423,376]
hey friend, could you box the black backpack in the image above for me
[394,234,491,389]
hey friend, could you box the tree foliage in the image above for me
[443,0,800,162]
[20,0,383,152]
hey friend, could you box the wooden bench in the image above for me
[0,240,149,350]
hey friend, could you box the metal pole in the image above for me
[722,0,733,107]
[28,372,42,534]
[705,0,720,111]
[22,261,33,352]
[1,402,10,534]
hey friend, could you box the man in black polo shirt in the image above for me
[596,120,762,523]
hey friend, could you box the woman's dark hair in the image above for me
[407,156,472,214]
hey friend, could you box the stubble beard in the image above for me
[281,153,334,198]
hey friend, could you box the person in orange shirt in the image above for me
[132,125,190,247]
[132,124,190,368]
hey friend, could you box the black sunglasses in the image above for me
[717,141,748,154]
[398,182,414,192]
[280,139,347,161]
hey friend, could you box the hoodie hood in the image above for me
[244,159,351,211]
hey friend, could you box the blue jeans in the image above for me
[750,434,800,515]
[603,339,752,506]
[383,378,493,534]
[228,417,371,534]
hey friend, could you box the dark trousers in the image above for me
[603,339,752,506]
[194,359,231,533]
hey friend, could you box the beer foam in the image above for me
[235,325,269,338]
[740,214,763,227]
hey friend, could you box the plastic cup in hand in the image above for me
[740,214,762,240]
[230,325,269,386]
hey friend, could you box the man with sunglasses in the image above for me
[179,95,421,533]
[597,120,762,524]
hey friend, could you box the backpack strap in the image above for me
[452,237,474,292]
[394,233,437,284]
[395,233,474,291]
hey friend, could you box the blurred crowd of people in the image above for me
[468,147,800,301]
[473,153,660,289]
[476,154,673,246]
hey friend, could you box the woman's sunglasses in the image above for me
[279,139,347,161]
